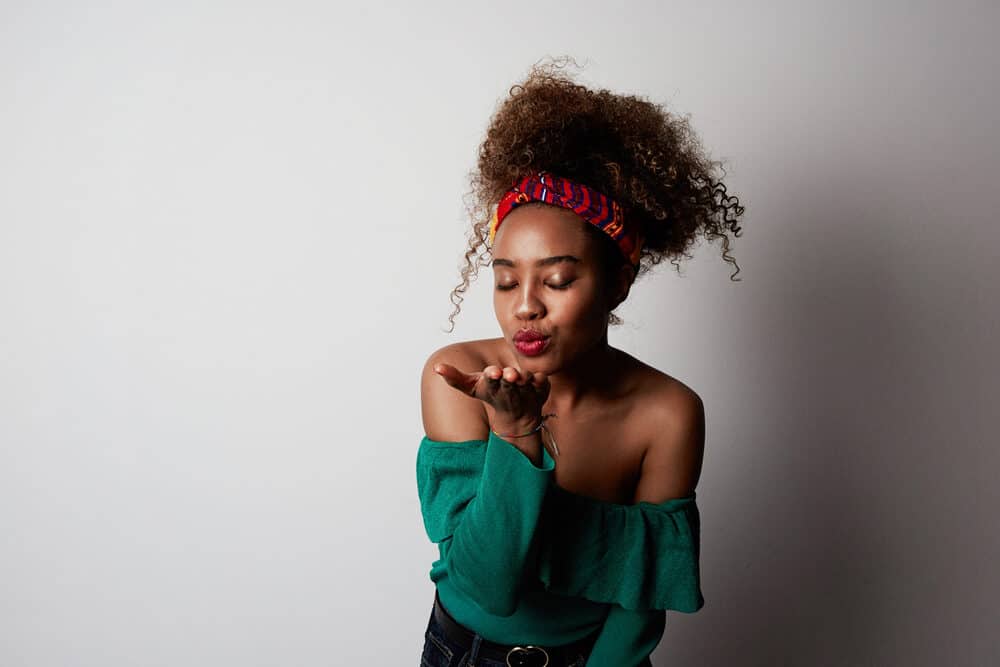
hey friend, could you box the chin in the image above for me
[518,356,559,375]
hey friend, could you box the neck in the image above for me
[545,332,621,414]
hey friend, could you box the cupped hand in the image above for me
[433,362,550,426]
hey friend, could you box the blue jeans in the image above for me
[419,599,589,667]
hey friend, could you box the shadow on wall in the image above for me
[657,163,993,665]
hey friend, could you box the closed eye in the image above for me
[495,281,575,291]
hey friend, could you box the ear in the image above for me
[609,263,636,310]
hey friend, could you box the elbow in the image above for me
[477,595,519,618]
[481,595,519,618]
[450,566,520,617]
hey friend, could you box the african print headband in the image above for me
[488,171,644,268]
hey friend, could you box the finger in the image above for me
[434,363,477,393]
[502,366,520,383]
[434,362,462,382]
[483,365,503,381]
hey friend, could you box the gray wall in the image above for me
[1,1,996,665]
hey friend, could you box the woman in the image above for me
[416,59,744,667]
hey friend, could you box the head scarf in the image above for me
[488,171,643,268]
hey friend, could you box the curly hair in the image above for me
[444,56,745,332]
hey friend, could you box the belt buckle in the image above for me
[505,645,549,667]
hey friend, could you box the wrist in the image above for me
[490,415,543,437]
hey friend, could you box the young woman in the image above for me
[416,59,744,667]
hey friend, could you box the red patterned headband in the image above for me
[488,171,643,268]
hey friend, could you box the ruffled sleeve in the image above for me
[416,437,486,543]
[416,432,556,617]
[534,483,704,613]
[584,605,665,667]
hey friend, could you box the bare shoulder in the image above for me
[420,338,499,442]
[621,351,706,503]
[617,349,703,413]
[642,366,703,430]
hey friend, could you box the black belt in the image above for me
[433,590,600,666]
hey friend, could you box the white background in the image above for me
[2,1,997,665]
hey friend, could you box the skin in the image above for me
[424,203,705,505]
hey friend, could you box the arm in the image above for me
[632,388,704,504]
[585,388,705,665]
[418,345,555,617]
[585,606,665,667]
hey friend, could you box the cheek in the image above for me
[558,293,607,328]
[492,292,509,316]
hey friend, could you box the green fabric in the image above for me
[416,431,704,666]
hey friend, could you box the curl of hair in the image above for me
[445,56,745,332]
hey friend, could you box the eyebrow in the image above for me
[491,255,581,268]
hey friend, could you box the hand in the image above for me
[433,363,550,430]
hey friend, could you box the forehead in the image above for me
[492,203,594,261]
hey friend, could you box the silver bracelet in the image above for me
[491,413,559,457]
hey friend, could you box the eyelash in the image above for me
[496,281,574,291]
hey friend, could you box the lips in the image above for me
[513,329,550,357]
[513,330,548,342]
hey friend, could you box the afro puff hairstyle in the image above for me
[446,56,745,332]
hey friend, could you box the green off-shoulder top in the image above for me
[416,431,704,667]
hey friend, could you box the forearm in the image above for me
[443,430,555,616]
[585,605,666,667]
[490,415,545,467]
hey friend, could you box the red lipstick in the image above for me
[513,329,550,356]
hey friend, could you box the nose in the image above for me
[514,282,545,321]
